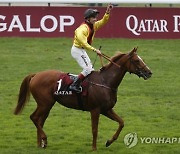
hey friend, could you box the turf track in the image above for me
[0,38,179,154]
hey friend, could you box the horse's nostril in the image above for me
[148,71,152,77]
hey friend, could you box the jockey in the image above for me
[69,4,113,93]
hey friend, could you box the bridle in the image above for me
[100,52,148,78]
[127,54,148,78]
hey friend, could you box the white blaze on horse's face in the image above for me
[137,55,150,70]
[137,55,149,69]
[137,55,143,63]
[137,55,146,65]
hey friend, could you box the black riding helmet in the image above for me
[84,9,100,19]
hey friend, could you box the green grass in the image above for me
[0,37,180,154]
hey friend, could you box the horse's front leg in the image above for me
[90,108,100,151]
[103,109,124,147]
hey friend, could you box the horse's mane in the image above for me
[100,52,126,71]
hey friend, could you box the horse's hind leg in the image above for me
[103,109,124,147]
[30,100,55,148]
[30,107,41,147]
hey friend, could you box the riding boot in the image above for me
[69,74,85,93]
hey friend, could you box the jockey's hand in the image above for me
[95,49,102,55]
[106,3,113,14]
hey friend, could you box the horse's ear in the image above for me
[133,47,138,53]
[129,47,138,55]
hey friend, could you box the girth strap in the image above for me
[76,93,85,111]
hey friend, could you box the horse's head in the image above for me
[126,47,152,80]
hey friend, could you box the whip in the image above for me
[93,46,102,68]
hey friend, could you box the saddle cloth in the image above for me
[54,73,88,96]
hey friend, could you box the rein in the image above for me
[88,80,117,92]
[100,52,141,72]
[100,53,121,68]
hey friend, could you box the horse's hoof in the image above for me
[92,147,97,151]
[105,140,111,147]
[41,139,47,148]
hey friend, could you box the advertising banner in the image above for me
[0,6,180,39]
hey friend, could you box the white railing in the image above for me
[0,0,180,4]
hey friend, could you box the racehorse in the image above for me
[14,47,152,150]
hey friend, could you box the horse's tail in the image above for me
[14,74,36,115]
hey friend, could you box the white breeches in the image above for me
[71,45,94,77]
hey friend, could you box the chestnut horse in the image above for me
[14,48,152,150]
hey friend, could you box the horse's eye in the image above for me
[135,60,140,63]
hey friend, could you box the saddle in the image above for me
[54,73,88,96]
